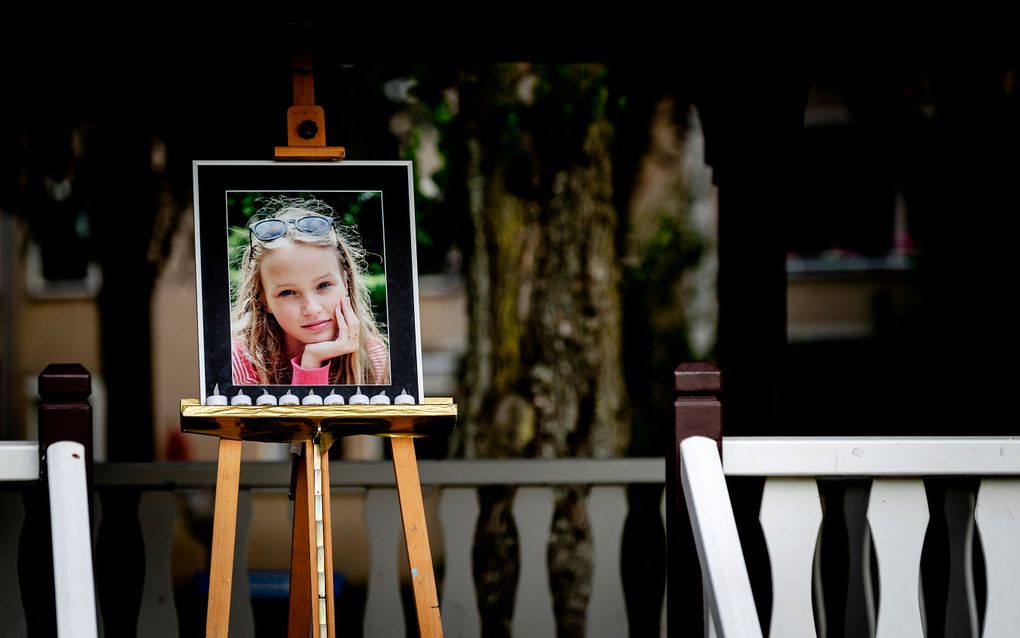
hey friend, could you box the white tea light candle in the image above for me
[349,387,369,405]
[206,384,228,406]
[230,389,252,406]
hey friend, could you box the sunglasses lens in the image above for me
[295,215,332,235]
[252,219,288,241]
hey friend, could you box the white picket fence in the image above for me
[1,440,98,638]
[1,457,666,637]
[681,436,1020,638]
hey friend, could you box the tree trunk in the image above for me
[456,63,628,637]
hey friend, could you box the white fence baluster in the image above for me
[137,491,179,637]
[511,486,556,638]
[26,456,664,636]
[759,478,822,638]
[586,485,628,637]
[439,487,481,637]
[364,488,404,638]
[975,478,1020,638]
[867,478,928,638]
[705,594,718,638]
[46,441,97,638]
[681,437,762,638]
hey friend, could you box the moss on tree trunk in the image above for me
[455,63,628,637]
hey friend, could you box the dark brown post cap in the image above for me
[38,364,91,398]
[675,362,721,394]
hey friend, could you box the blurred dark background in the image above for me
[2,20,1018,456]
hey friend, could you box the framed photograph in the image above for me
[192,161,423,404]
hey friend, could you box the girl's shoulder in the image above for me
[365,336,390,384]
[232,339,260,385]
[365,336,386,356]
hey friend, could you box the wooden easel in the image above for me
[181,399,456,638]
[184,45,450,637]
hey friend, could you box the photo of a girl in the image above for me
[229,194,390,386]
[193,161,421,404]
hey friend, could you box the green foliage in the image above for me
[364,272,388,326]
[387,64,615,275]
[622,215,706,298]
[531,65,610,170]
[226,192,262,304]
[394,66,464,275]
[619,182,712,457]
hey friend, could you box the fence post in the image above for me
[19,364,93,636]
[38,364,94,487]
[668,362,721,637]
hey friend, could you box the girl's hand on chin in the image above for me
[300,295,361,369]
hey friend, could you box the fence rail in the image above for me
[4,457,667,637]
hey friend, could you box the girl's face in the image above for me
[259,241,348,356]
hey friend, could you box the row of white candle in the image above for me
[205,384,416,406]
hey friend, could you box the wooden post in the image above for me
[20,365,94,635]
[391,436,444,638]
[669,363,722,638]
[206,439,243,637]
[38,364,94,487]
[674,363,722,447]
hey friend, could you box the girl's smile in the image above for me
[302,319,334,331]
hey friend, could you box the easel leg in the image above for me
[288,451,311,638]
[320,444,337,637]
[390,437,444,638]
[206,439,242,638]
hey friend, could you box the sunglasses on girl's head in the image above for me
[250,214,334,242]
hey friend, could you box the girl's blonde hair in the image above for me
[231,196,388,384]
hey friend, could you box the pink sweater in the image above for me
[232,338,389,385]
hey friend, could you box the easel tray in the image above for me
[180,398,456,443]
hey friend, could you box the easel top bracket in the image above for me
[273,49,344,161]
